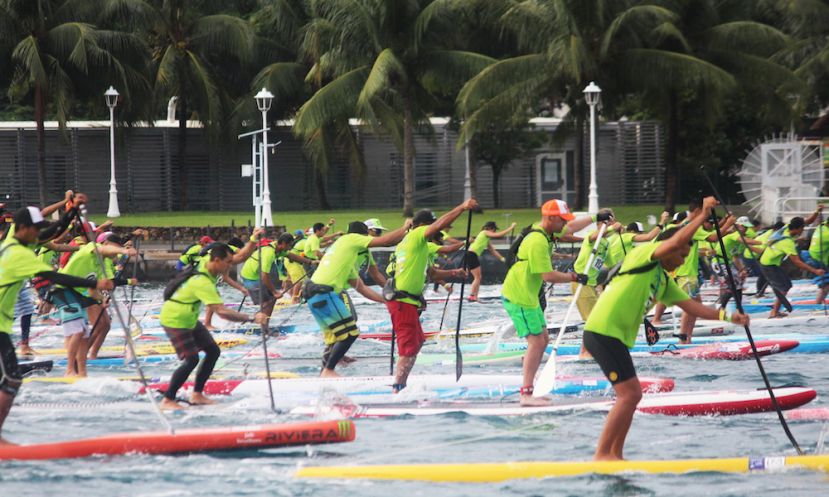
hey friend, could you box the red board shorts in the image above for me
[386,300,425,357]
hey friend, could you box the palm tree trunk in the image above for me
[402,90,415,217]
[664,92,679,211]
[177,97,188,210]
[492,166,502,208]
[315,168,332,210]
[467,139,478,200]
[34,83,48,207]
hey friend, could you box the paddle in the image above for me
[236,295,247,312]
[820,212,827,317]
[455,209,474,381]
[535,222,607,397]
[698,167,792,313]
[699,181,803,455]
[438,284,453,331]
[77,205,173,434]
[256,226,278,414]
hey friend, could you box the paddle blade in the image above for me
[533,352,556,397]
[773,288,793,313]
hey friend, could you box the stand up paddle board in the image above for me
[291,387,815,418]
[141,374,674,400]
[0,419,354,460]
[295,453,829,482]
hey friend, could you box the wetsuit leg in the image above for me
[323,334,358,370]
[164,355,199,400]
[20,314,32,343]
[191,322,220,393]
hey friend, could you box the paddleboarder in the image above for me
[570,211,621,358]
[0,207,114,443]
[305,221,410,377]
[583,196,749,461]
[805,209,829,304]
[604,212,669,268]
[386,201,478,392]
[501,199,596,406]
[760,214,825,318]
[159,244,268,410]
[465,221,517,302]
[177,235,214,271]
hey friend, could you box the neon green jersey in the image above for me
[809,225,829,265]
[760,229,797,266]
[60,242,115,293]
[501,223,557,308]
[744,228,768,259]
[240,245,276,281]
[159,273,223,329]
[605,232,636,267]
[573,229,611,286]
[0,238,52,333]
[469,231,490,257]
[305,234,321,260]
[179,244,202,266]
[392,226,431,305]
[674,227,712,278]
[311,234,372,293]
[585,243,688,348]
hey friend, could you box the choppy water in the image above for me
[3,284,829,496]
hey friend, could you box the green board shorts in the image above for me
[502,297,546,338]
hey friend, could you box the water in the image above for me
[4,284,829,495]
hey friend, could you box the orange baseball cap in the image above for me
[541,199,575,221]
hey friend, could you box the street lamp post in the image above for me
[255,88,274,228]
[584,81,601,215]
[105,86,120,218]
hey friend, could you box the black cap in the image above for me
[101,233,125,246]
[348,221,369,235]
[413,209,437,226]
[13,207,50,228]
[483,221,497,231]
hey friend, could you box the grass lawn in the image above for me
[92,205,708,236]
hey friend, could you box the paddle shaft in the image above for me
[699,167,792,312]
[707,207,803,455]
[535,223,607,397]
[77,206,173,434]
[455,209,474,380]
[438,284,453,331]
[257,228,278,413]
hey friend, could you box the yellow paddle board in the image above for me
[295,455,829,482]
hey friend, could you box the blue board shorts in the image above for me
[801,251,829,287]
[242,277,275,305]
[307,290,359,345]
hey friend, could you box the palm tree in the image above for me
[640,0,802,209]
[293,0,494,216]
[457,0,792,210]
[0,0,148,206]
[79,0,256,209]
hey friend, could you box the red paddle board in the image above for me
[649,339,799,360]
[0,419,355,460]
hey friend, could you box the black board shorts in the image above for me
[583,330,636,385]
[0,333,21,395]
[763,264,793,294]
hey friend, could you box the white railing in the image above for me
[772,196,829,222]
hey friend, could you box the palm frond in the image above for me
[704,21,790,56]
[356,48,405,109]
[601,5,678,57]
[417,50,496,96]
[294,66,369,137]
[458,75,549,144]
[10,35,49,89]
[457,54,547,117]
[191,14,255,63]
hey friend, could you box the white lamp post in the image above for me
[255,88,274,227]
[584,81,601,215]
[105,86,120,218]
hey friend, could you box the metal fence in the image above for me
[0,119,666,214]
